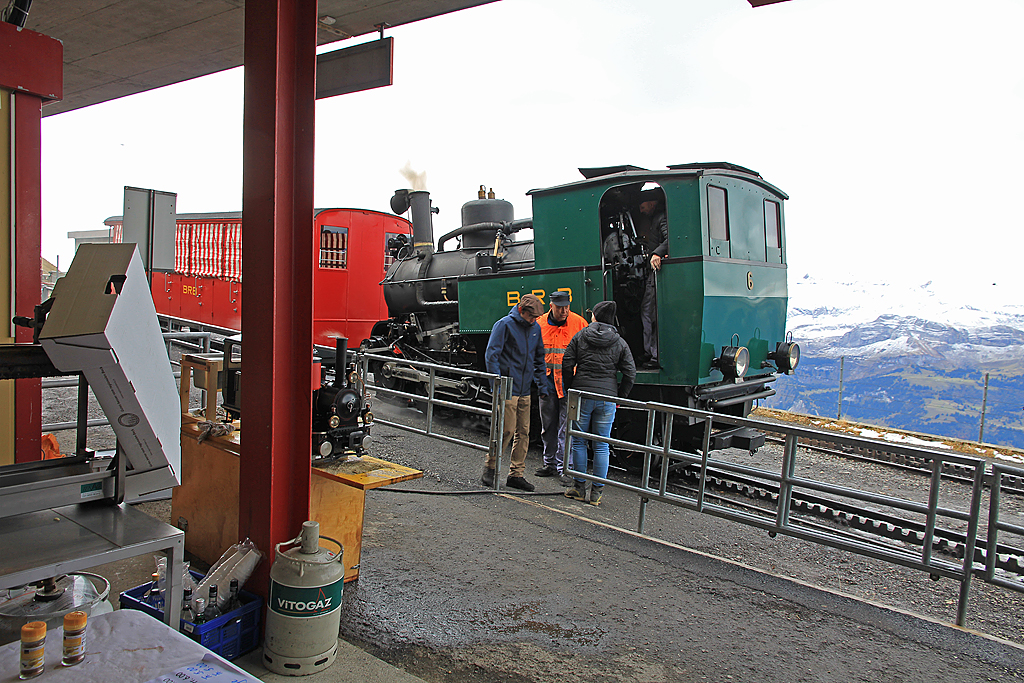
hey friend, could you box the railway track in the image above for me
[657,462,1024,581]
[763,433,1024,496]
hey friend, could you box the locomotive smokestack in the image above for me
[409,190,436,255]
[390,188,437,256]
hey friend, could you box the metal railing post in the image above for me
[642,407,656,485]
[658,413,672,496]
[637,406,656,534]
[426,366,436,436]
[776,433,798,531]
[985,471,1002,581]
[694,416,710,512]
[565,390,581,480]
[489,377,510,491]
[956,463,986,627]
[921,458,941,567]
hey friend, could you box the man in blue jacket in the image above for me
[482,293,547,491]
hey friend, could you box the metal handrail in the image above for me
[564,388,1024,628]
[356,352,508,489]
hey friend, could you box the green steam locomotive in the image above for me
[366,163,799,452]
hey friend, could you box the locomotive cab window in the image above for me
[707,185,730,257]
[764,199,783,264]
[320,226,348,269]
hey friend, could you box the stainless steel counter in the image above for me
[0,502,184,628]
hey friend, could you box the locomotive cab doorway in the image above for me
[598,182,666,369]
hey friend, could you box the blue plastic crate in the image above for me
[118,571,262,660]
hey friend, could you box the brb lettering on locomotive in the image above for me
[506,288,573,307]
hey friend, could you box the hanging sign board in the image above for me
[316,37,393,100]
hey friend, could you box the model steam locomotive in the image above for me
[364,163,800,452]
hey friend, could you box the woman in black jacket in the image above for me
[561,300,636,506]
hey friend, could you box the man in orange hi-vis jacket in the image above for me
[535,290,588,485]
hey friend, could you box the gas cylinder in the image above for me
[263,521,345,676]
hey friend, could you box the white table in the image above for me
[0,610,252,682]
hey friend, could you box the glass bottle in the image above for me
[146,571,161,606]
[193,597,207,624]
[203,585,221,620]
[225,578,241,613]
[181,587,196,623]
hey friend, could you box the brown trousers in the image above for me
[485,395,531,477]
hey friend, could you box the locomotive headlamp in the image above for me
[768,341,801,374]
[717,346,750,379]
[328,414,341,429]
[363,411,374,425]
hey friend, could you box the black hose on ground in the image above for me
[372,487,567,496]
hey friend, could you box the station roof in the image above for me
[24,0,498,116]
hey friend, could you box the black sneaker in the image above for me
[641,360,660,370]
[505,476,535,492]
[559,474,573,487]
[481,467,495,487]
[535,465,558,477]
[588,486,604,506]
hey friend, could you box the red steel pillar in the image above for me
[239,0,317,594]
[0,22,62,464]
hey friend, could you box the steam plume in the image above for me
[399,161,428,191]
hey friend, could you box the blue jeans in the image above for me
[570,398,617,487]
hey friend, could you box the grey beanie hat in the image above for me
[592,300,617,324]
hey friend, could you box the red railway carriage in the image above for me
[105,208,412,345]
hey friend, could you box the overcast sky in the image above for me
[40,0,1024,301]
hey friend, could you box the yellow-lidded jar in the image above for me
[19,621,47,679]
[62,611,88,666]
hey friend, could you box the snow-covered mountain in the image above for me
[787,276,1024,365]
[766,275,1024,448]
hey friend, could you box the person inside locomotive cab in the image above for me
[636,188,669,370]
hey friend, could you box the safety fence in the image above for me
[355,352,509,489]
[564,388,1024,628]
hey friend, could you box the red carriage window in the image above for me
[320,226,348,269]
[764,200,781,249]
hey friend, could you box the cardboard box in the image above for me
[40,243,181,499]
